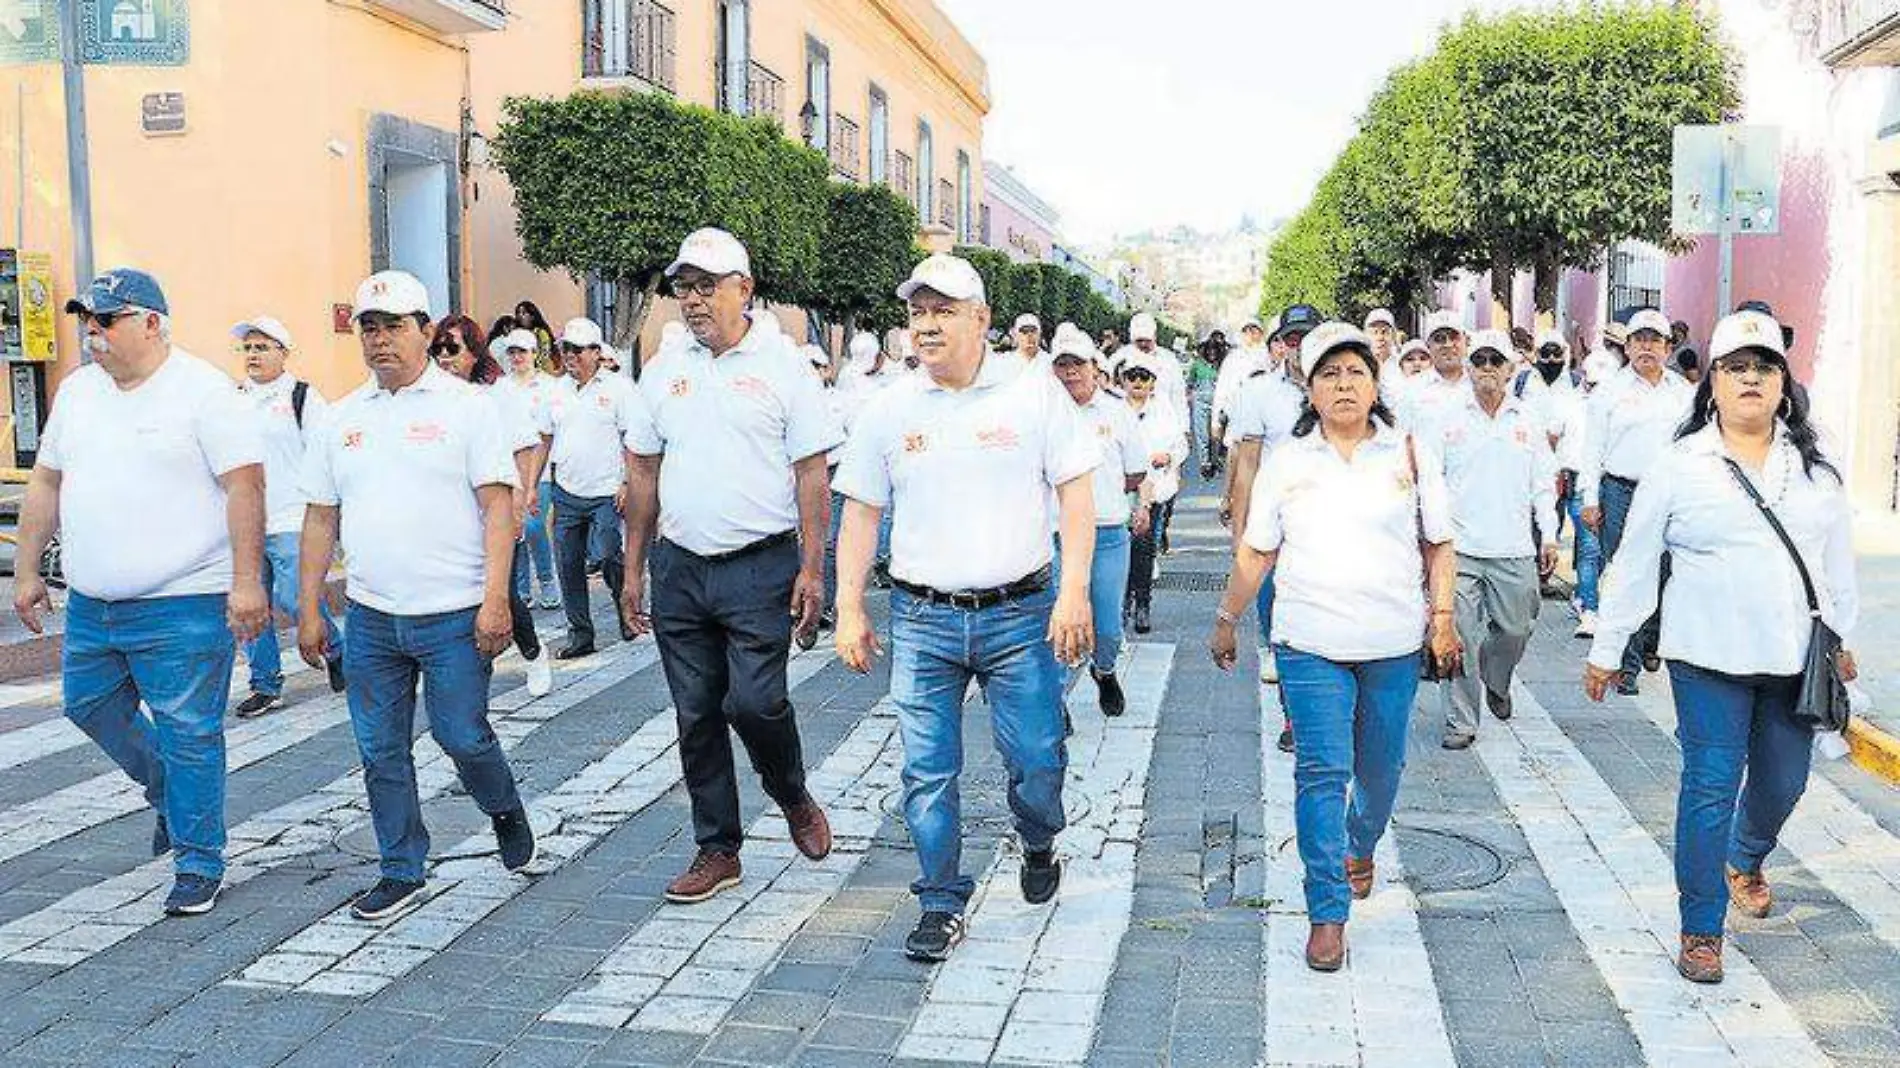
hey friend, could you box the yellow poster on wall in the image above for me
[18,254,56,363]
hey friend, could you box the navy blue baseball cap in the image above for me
[1273,304,1322,342]
[64,268,169,317]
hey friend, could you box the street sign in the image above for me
[0,0,59,66]
[77,0,187,66]
[1671,124,1782,236]
[140,90,184,135]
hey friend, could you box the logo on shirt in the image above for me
[594,394,614,411]
[976,426,1020,450]
[1095,423,1114,440]
[730,375,771,399]
[405,422,448,444]
[669,377,691,398]
[1513,426,1531,447]
[342,430,364,450]
[1442,426,1467,446]
[903,432,929,454]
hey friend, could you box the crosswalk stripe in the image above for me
[895,642,1174,1065]
[0,642,662,969]
[1624,681,1900,957]
[225,649,838,998]
[546,691,900,1031]
[1256,678,1455,1068]
[1482,680,1830,1067]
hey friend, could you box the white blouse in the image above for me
[1243,423,1455,662]
[1588,423,1858,677]
[1130,394,1189,503]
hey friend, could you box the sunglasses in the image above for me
[82,310,134,330]
[1470,352,1511,368]
[428,342,464,357]
[1122,371,1156,382]
[1715,354,1785,378]
[559,342,592,355]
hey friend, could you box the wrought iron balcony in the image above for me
[370,0,506,35]
[1818,0,1900,67]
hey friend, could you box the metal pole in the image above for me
[1716,129,1736,317]
[59,0,95,315]
[15,81,24,249]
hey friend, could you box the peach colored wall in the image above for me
[0,0,473,402]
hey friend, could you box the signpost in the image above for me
[1671,124,1782,316]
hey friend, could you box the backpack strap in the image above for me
[292,380,309,429]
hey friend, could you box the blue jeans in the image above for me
[1599,476,1662,676]
[551,484,625,648]
[1275,645,1421,923]
[1565,493,1603,613]
[516,482,558,599]
[64,593,233,880]
[890,585,1068,913]
[1256,568,1277,637]
[345,603,523,882]
[245,531,341,696]
[1191,387,1215,467]
[1054,525,1130,674]
[1669,661,1812,936]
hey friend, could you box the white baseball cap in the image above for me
[1583,350,1619,384]
[560,317,606,348]
[1535,328,1567,353]
[1129,313,1158,342]
[230,315,294,350]
[1241,317,1265,333]
[502,328,539,352]
[353,271,431,319]
[665,227,753,279]
[1469,329,1513,359]
[848,332,880,362]
[1014,313,1042,333]
[1299,322,1375,380]
[1628,308,1672,340]
[1399,339,1429,358]
[896,254,986,303]
[1422,310,1467,340]
[1363,308,1397,330]
[1052,326,1098,364]
[1709,309,1787,360]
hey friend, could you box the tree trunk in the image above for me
[611,274,663,373]
[1489,252,1515,323]
[1532,252,1560,315]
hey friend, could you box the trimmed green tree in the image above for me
[812,184,920,336]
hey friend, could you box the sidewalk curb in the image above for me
[1846,718,1900,786]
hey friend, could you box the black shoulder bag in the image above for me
[1720,457,1849,732]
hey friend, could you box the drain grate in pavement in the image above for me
[1155,571,1229,592]
[1393,822,1509,893]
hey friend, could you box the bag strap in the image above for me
[292,380,309,429]
[1720,456,1821,618]
[1405,433,1426,541]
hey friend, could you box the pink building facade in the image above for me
[981,161,1061,264]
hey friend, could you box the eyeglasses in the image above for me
[1716,354,1785,378]
[670,275,727,299]
[428,342,463,357]
[1470,352,1511,369]
[559,342,592,355]
[238,342,279,356]
[1122,371,1156,383]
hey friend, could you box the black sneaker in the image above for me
[1021,849,1061,905]
[162,874,220,916]
[905,910,965,962]
[234,692,279,719]
[492,807,537,873]
[326,656,347,694]
[1132,605,1151,634]
[1615,674,1640,697]
[1277,722,1295,754]
[1092,668,1126,718]
[152,813,170,857]
[555,642,595,661]
[351,878,427,922]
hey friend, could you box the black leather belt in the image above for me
[1603,474,1639,490]
[890,566,1051,610]
[668,529,796,564]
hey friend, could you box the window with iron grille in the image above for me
[715,0,749,114]
[893,151,915,205]
[581,0,677,90]
[980,203,992,246]
[830,114,862,180]
[868,86,889,185]
[1606,239,1666,319]
[936,179,954,228]
[917,120,934,218]
[748,61,784,125]
[805,38,831,153]
[956,151,973,242]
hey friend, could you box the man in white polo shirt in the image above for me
[1414,330,1559,749]
[13,267,268,917]
[1012,313,1049,370]
[833,253,1097,962]
[623,228,842,905]
[231,315,345,718]
[1399,311,1473,429]
[544,316,640,659]
[298,270,536,924]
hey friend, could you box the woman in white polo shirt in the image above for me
[1119,352,1187,635]
[1210,322,1460,972]
[1584,310,1858,985]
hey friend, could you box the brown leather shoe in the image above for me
[665,850,741,904]
[1677,934,1724,984]
[1726,865,1771,919]
[1306,923,1346,972]
[1345,857,1375,900]
[785,795,833,861]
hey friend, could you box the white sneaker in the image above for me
[1573,611,1597,640]
[526,649,553,697]
[1260,649,1279,684]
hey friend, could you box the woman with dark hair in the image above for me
[487,314,520,347]
[1584,309,1858,985]
[514,301,556,370]
[1210,322,1460,972]
[431,321,556,699]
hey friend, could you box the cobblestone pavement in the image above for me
[3,477,1900,1067]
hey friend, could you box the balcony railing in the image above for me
[936,179,955,228]
[830,114,862,180]
[892,152,915,205]
[582,0,678,90]
[371,0,506,34]
[748,61,786,125]
[1819,0,1900,66]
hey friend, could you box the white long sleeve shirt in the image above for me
[1415,392,1558,560]
[1587,424,1858,676]
[1578,366,1694,507]
[1131,393,1189,503]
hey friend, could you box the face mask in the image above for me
[1536,360,1564,384]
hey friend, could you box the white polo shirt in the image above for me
[543,370,640,499]
[1132,394,1189,503]
[1213,346,1269,425]
[1416,392,1558,560]
[834,354,1097,592]
[1224,369,1304,450]
[239,373,330,536]
[301,364,519,616]
[626,318,842,556]
[1067,388,1147,527]
[476,379,543,455]
[1578,366,1695,507]
[1243,424,1454,661]
[492,371,567,482]
[1397,371,1472,431]
[40,350,264,601]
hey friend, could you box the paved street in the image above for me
[0,476,1898,1067]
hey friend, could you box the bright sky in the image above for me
[937,0,1555,244]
